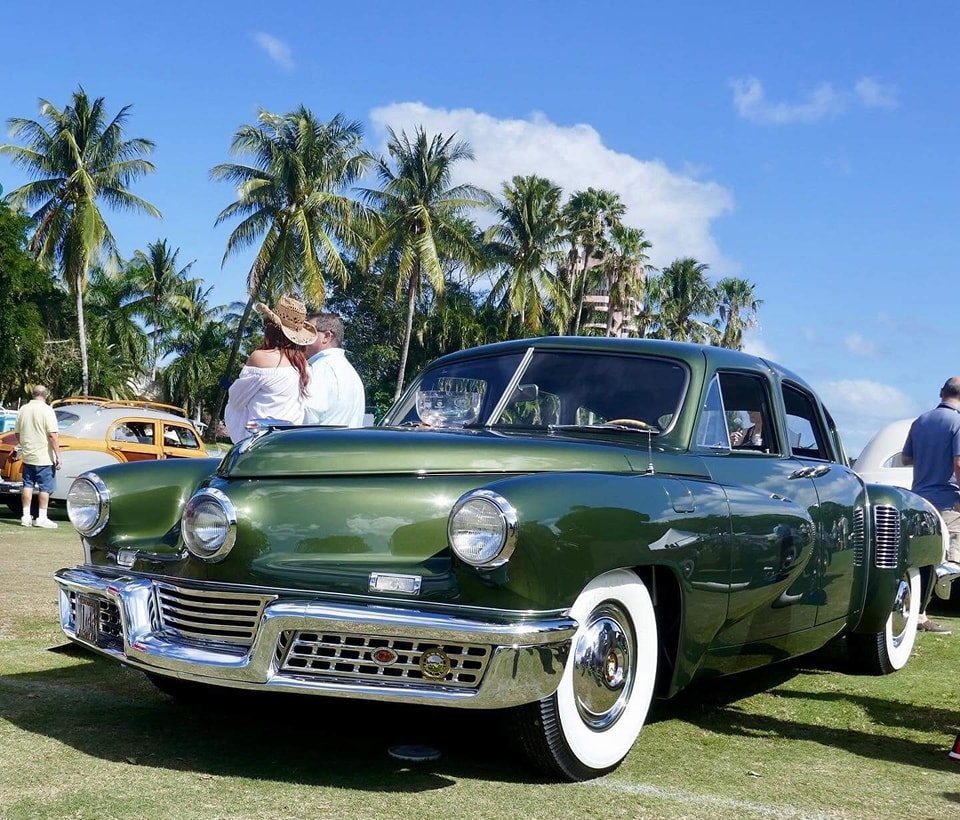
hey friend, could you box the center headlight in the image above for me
[448,490,518,568]
[182,488,237,562]
[66,473,110,536]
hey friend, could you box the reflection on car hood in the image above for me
[222,426,695,478]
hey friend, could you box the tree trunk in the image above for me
[76,280,90,396]
[394,264,419,402]
[207,294,255,442]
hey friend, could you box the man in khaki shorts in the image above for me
[13,385,61,529]
[902,376,960,632]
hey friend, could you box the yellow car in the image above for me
[0,397,208,515]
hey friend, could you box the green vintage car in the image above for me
[56,338,944,781]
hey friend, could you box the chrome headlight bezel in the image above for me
[447,489,518,568]
[66,473,110,536]
[182,487,237,563]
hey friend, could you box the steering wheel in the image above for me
[603,418,657,432]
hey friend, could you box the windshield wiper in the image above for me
[547,423,661,435]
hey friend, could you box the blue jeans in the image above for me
[22,464,56,494]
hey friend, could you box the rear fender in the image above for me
[851,483,943,634]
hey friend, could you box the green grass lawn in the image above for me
[1,507,958,819]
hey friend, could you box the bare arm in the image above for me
[901,453,913,466]
[48,431,61,468]
[954,455,960,484]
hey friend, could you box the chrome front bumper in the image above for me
[0,479,22,496]
[54,567,577,709]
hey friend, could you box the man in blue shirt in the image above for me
[902,376,960,632]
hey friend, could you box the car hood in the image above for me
[222,426,664,478]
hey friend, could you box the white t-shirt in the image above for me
[303,348,366,428]
[225,366,305,443]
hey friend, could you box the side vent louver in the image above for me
[873,505,900,569]
[851,507,865,567]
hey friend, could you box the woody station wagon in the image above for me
[54,338,944,781]
[0,398,207,515]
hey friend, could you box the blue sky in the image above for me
[2,1,958,453]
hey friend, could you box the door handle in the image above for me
[788,467,814,480]
[810,465,831,477]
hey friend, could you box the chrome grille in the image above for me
[154,583,274,646]
[852,507,865,567]
[69,591,122,644]
[279,631,491,688]
[873,505,901,569]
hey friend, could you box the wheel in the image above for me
[603,418,657,432]
[848,567,920,675]
[5,497,39,518]
[515,569,658,781]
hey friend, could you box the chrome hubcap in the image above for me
[572,602,635,730]
[890,576,911,646]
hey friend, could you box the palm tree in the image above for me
[715,277,763,350]
[161,284,236,421]
[562,188,626,335]
[596,224,653,337]
[658,258,718,343]
[126,239,196,376]
[361,128,490,400]
[1,89,160,394]
[85,264,149,368]
[209,108,374,435]
[485,175,568,335]
[633,272,664,339]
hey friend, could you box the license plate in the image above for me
[75,594,100,644]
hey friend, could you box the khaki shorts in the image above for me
[940,507,960,562]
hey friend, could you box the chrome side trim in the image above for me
[54,567,576,709]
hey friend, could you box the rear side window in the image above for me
[782,384,832,461]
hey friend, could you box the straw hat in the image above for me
[254,295,318,346]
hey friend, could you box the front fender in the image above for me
[851,483,943,634]
[78,457,222,555]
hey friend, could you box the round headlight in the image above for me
[182,488,237,562]
[448,490,518,567]
[67,474,110,536]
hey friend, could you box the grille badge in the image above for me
[371,647,399,667]
[419,648,451,680]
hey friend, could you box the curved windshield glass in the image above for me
[55,410,80,430]
[387,349,688,432]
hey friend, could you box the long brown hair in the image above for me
[262,324,310,397]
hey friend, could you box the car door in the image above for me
[696,370,821,645]
[107,419,160,462]
[160,423,204,459]
[781,382,866,626]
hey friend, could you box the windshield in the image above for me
[387,349,688,432]
[55,410,80,430]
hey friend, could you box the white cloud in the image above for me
[843,332,877,357]
[741,332,776,361]
[368,103,735,272]
[855,77,899,109]
[252,32,294,71]
[818,379,920,456]
[730,77,844,125]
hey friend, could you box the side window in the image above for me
[163,424,201,449]
[694,376,730,450]
[717,371,779,454]
[782,384,832,461]
[112,421,155,445]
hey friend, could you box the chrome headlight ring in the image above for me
[66,472,111,537]
[447,489,519,569]
[182,487,238,563]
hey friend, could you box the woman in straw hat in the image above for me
[224,295,318,443]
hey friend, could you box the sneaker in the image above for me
[33,518,58,529]
[935,560,960,582]
[20,516,32,527]
[918,619,952,635]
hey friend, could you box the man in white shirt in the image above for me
[303,313,366,427]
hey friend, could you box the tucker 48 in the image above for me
[56,338,944,780]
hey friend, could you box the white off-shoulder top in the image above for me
[224,365,305,443]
